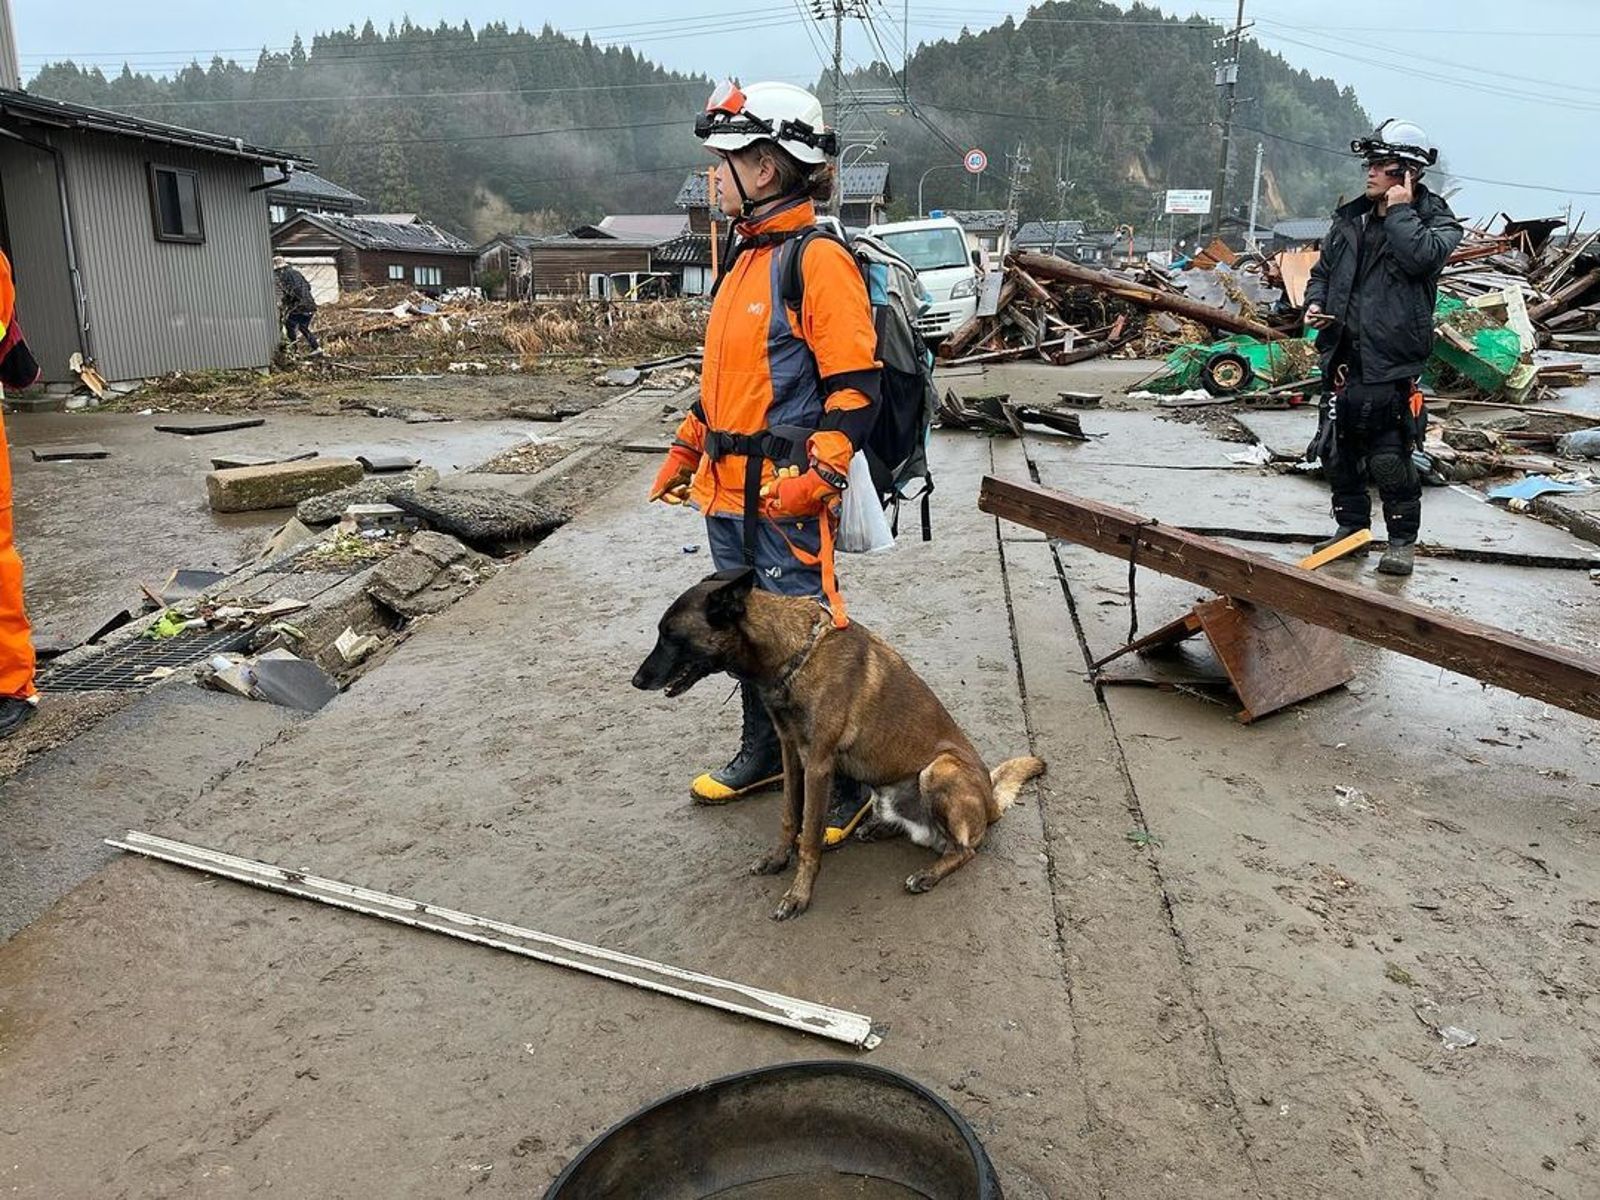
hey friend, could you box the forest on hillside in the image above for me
[28,1,1371,240]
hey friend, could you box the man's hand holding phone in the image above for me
[1384,168,1416,208]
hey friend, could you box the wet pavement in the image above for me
[8,411,540,646]
[2,363,1599,1197]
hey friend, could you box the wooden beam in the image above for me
[1528,266,1600,323]
[978,477,1600,720]
[1011,250,1288,342]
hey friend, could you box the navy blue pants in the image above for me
[285,310,319,350]
[705,514,824,600]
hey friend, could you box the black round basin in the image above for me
[544,1060,1002,1200]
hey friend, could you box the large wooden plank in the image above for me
[978,476,1600,721]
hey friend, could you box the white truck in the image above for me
[864,215,982,344]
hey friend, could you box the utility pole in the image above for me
[1245,141,1264,252]
[814,0,868,218]
[1001,141,1030,258]
[1048,133,1073,258]
[1208,0,1246,241]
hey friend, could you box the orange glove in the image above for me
[650,444,698,505]
[759,465,838,519]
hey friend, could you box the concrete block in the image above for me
[407,530,468,566]
[207,458,364,514]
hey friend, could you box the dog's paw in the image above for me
[749,849,791,876]
[904,871,938,894]
[772,890,810,921]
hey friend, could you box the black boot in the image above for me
[0,696,37,740]
[823,775,872,850]
[691,683,783,804]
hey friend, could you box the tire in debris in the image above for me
[1200,351,1255,397]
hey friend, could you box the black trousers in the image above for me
[285,310,319,350]
[1325,374,1421,544]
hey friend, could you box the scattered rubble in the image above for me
[207,458,365,513]
[365,531,492,618]
[201,647,340,712]
[30,443,108,462]
[295,466,441,525]
[390,488,567,548]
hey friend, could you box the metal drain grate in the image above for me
[40,627,257,693]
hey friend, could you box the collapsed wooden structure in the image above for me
[979,477,1600,722]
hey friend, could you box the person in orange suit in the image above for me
[650,80,880,845]
[0,249,37,737]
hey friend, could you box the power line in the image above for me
[1254,28,1600,112]
[105,79,721,111]
[283,117,686,152]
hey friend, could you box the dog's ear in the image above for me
[704,567,756,629]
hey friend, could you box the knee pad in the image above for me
[1367,451,1416,490]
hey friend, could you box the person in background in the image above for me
[273,256,321,353]
[0,248,38,737]
[1304,119,1461,577]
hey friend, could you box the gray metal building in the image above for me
[0,89,310,383]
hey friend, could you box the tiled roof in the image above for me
[1013,219,1087,246]
[653,232,715,267]
[280,213,474,254]
[262,167,366,206]
[1273,217,1331,241]
[596,214,689,240]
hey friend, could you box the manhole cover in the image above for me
[40,627,256,693]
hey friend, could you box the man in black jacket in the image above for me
[273,256,321,353]
[1304,120,1461,576]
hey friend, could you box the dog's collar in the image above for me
[773,609,831,690]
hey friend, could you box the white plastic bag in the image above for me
[838,451,895,554]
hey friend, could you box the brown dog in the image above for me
[633,568,1045,920]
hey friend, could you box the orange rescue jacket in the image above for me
[672,200,879,518]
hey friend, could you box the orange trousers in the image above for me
[0,408,35,699]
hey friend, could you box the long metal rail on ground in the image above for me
[106,830,881,1050]
[979,476,1600,721]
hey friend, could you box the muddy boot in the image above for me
[0,696,36,740]
[691,683,782,805]
[823,776,872,850]
[1376,541,1415,576]
[1313,525,1370,554]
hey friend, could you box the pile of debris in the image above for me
[940,247,1299,369]
[311,289,706,375]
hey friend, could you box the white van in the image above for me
[864,216,981,343]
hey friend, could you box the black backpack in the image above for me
[777,229,938,541]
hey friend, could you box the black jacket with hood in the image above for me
[1304,184,1462,384]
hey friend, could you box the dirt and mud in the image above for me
[2,360,1599,1197]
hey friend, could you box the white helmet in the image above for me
[1351,118,1437,170]
[695,80,837,165]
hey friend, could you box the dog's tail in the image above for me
[987,755,1046,822]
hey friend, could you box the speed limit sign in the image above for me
[963,148,988,174]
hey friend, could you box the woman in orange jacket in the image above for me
[651,80,879,844]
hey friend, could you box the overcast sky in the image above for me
[14,0,1600,223]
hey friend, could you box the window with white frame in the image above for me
[413,265,443,287]
[268,204,288,225]
[388,264,405,281]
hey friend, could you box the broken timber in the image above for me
[1011,251,1287,342]
[978,477,1600,721]
[106,830,881,1050]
